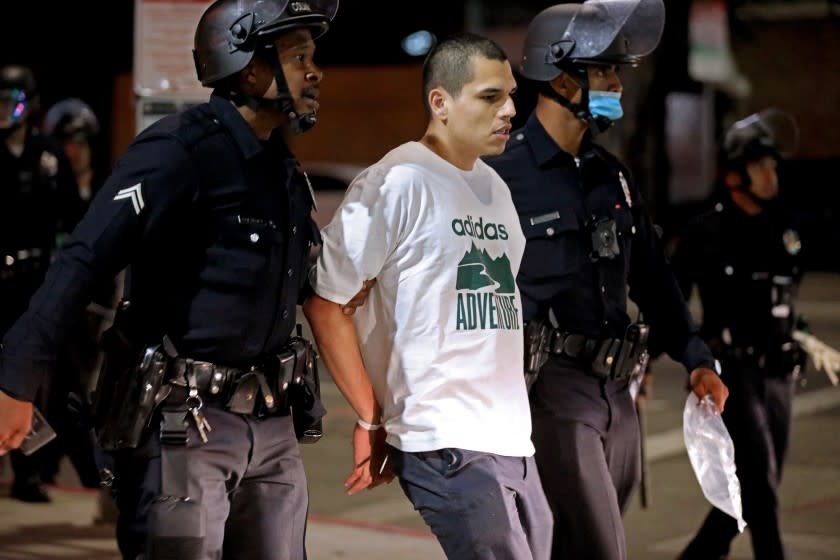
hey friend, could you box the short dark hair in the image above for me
[422,32,508,115]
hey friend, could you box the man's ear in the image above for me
[552,73,578,98]
[724,169,741,191]
[428,87,448,123]
[237,59,262,94]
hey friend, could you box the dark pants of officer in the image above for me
[680,362,793,560]
[111,403,308,560]
[530,356,641,560]
[40,308,105,488]
[391,446,553,560]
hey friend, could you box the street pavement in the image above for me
[2,272,839,559]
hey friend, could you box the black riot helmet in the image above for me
[193,0,338,132]
[0,64,38,130]
[520,0,664,134]
[717,108,798,206]
[722,108,799,166]
[43,98,101,143]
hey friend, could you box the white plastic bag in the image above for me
[683,393,747,532]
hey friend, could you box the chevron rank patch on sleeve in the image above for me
[113,183,145,215]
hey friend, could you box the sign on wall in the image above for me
[133,0,212,98]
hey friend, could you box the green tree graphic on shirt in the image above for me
[456,242,516,294]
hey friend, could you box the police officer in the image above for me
[43,97,103,203]
[0,64,82,503]
[673,109,802,560]
[0,0,342,558]
[40,98,115,498]
[483,2,729,558]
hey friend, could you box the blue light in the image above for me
[401,30,435,57]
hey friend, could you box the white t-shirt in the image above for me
[314,141,534,457]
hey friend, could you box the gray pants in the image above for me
[113,405,308,560]
[391,446,553,560]
[530,357,641,560]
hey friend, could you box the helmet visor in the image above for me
[564,0,664,62]
[0,89,28,128]
[44,98,100,139]
[724,109,799,160]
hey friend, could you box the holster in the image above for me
[613,323,650,380]
[286,336,326,443]
[592,323,650,380]
[92,301,169,449]
[523,320,550,391]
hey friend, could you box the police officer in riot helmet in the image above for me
[673,109,803,560]
[43,97,102,202]
[193,0,334,133]
[483,1,729,558]
[40,97,117,498]
[0,1,352,558]
[517,0,665,136]
[0,64,82,503]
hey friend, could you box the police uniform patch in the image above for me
[40,151,58,177]
[113,182,145,215]
[782,229,801,255]
[618,171,632,208]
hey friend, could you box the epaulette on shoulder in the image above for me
[173,105,223,150]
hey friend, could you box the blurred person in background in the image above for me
[43,97,104,204]
[40,97,118,512]
[483,1,729,558]
[672,109,803,560]
[0,63,83,502]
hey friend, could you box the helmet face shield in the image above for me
[0,65,37,129]
[520,0,664,81]
[564,0,664,64]
[43,98,100,142]
[0,89,28,128]
[723,108,799,163]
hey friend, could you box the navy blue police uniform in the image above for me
[484,113,716,559]
[1,125,83,502]
[0,130,80,337]
[673,197,803,560]
[0,92,322,559]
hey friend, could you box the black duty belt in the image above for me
[545,331,606,361]
[169,358,247,398]
[542,329,638,380]
[721,341,803,374]
[168,357,288,417]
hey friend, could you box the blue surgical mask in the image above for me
[588,90,623,121]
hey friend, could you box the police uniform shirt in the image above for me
[484,113,713,370]
[0,129,81,330]
[672,198,803,352]
[0,93,317,401]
